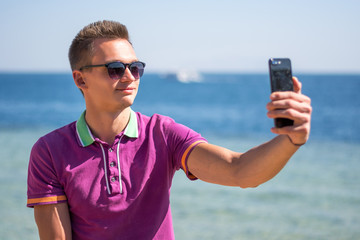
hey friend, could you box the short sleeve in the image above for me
[27,137,67,207]
[165,121,207,180]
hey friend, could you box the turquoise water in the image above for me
[0,73,359,239]
[172,137,360,239]
[1,130,359,239]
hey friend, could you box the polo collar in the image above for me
[76,109,139,147]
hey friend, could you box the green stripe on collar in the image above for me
[124,109,138,138]
[76,109,138,147]
[76,111,95,147]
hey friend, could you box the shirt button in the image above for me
[110,162,116,167]
[111,177,116,182]
[109,148,113,152]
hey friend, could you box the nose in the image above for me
[120,67,136,82]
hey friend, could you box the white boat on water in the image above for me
[176,70,202,83]
[161,70,203,83]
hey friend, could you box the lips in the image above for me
[117,87,136,94]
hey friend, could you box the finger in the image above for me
[271,126,293,135]
[266,98,312,113]
[267,110,311,131]
[292,76,302,94]
[267,108,309,123]
[270,92,311,105]
[271,122,310,134]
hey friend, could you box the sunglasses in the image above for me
[79,61,146,80]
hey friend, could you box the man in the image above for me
[27,20,311,239]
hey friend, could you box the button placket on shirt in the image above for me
[107,145,120,194]
[109,148,116,167]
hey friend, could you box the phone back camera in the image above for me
[272,60,281,65]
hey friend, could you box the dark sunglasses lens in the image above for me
[107,62,126,79]
[130,62,145,79]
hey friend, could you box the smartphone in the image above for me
[268,58,294,128]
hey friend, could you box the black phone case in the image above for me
[269,58,294,128]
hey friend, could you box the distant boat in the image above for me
[161,70,203,83]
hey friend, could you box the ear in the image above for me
[73,70,88,91]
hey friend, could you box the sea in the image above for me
[0,72,359,239]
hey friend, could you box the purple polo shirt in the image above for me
[27,109,207,239]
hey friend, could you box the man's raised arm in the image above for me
[187,77,312,187]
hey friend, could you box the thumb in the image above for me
[293,76,302,94]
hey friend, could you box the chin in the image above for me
[119,97,135,108]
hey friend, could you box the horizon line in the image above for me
[1,70,360,75]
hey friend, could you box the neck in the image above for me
[84,107,131,145]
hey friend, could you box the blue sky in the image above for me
[0,0,359,73]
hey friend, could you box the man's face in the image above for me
[80,38,140,112]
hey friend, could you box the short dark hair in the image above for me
[68,20,131,71]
